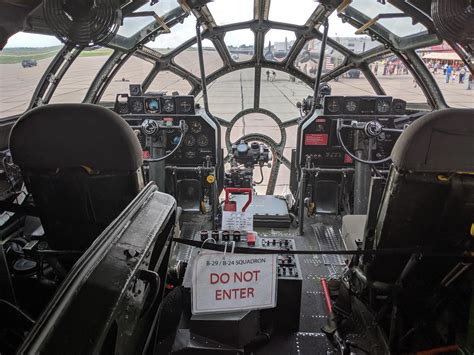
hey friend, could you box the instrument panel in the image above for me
[299,96,407,168]
[115,94,196,116]
[114,89,217,167]
[323,95,406,116]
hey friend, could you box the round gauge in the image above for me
[170,135,181,145]
[185,151,196,159]
[327,98,340,113]
[184,135,196,147]
[179,100,193,113]
[131,100,144,113]
[345,100,358,113]
[118,102,129,114]
[377,100,391,113]
[197,134,209,147]
[190,121,202,134]
[163,99,175,113]
[145,98,160,113]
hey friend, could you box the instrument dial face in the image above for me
[145,98,160,113]
[327,98,340,113]
[190,120,202,134]
[118,102,129,114]
[197,134,209,147]
[130,99,144,113]
[163,99,175,113]
[345,100,357,113]
[185,151,196,159]
[184,135,196,147]
[377,100,391,113]
[179,100,193,113]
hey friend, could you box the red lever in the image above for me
[224,188,253,212]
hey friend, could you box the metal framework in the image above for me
[25,0,473,194]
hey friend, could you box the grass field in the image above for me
[0,46,113,64]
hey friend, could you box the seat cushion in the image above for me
[10,103,143,171]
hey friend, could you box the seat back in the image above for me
[9,103,144,251]
[368,108,474,284]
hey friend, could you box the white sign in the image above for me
[221,211,254,231]
[192,251,277,315]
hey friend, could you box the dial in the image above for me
[130,99,144,113]
[190,120,202,134]
[118,102,129,114]
[197,134,209,147]
[184,135,196,147]
[145,98,160,113]
[179,100,193,113]
[185,151,196,159]
[345,100,358,113]
[170,135,181,145]
[327,98,340,113]
[163,99,175,113]
[377,100,391,113]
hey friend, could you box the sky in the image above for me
[4,0,406,49]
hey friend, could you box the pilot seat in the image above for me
[9,103,144,251]
[343,108,474,286]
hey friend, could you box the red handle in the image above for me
[224,188,253,212]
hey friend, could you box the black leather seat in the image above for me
[9,103,144,251]
[365,108,474,284]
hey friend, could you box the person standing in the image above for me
[467,72,472,90]
[446,64,452,83]
[374,62,379,76]
[272,71,276,82]
[459,67,466,84]
[443,63,448,75]
[266,70,270,81]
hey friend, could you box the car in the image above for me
[21,59,37,68]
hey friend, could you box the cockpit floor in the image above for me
[173,213,376,354]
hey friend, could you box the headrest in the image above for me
[391,108,474,173]
[10,103,143,171]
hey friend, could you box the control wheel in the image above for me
[336,119,404,165]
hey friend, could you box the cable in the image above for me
[254,164,264,184]
[144,121,187,163]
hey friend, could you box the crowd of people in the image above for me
[426,61,472,90]
[369,59,409,76]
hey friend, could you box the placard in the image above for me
[221,211,253,231]
[192,252,277,314]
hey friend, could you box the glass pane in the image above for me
[0,33,61,117]
[147,70,192,95]
[207,0,254,25]
[225,30,255,62]
[117,16,156,38]
[331,72,376,96]
[50,48,112,103]
[377,18,427,37]
[174,39,223,75]
[264,29,296,62]
[269,0,319,25]
[350,0,403,18]
[295,40,345,78]
[101,56,153,101]
[327,13,381,54]
[369,56,427,103]
[418,44,473,108]
[148,18,195,53]
[200,68,255,119]
[117,0,180,38]
[260,68,312,121]
[230,113,282,144]
[348,0,427,38]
